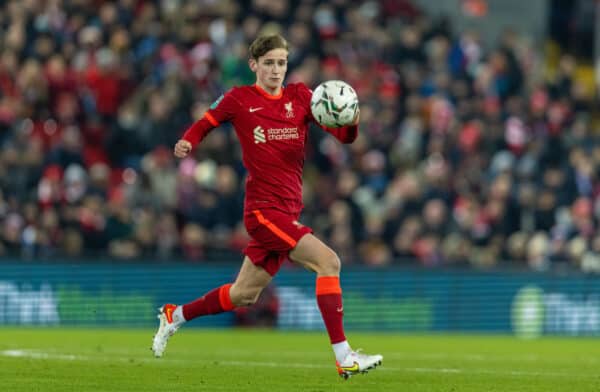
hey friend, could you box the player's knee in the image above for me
[319,250,341,275]
[235,287,262,307]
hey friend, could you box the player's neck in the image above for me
[255,82,283,99]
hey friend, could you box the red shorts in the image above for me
[243,209,313,276]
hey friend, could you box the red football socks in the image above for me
[316,276,347,344]
[182,283,235,321]
[181,278,347,346]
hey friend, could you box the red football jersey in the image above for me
[182,83,357,215]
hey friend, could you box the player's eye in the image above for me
[277,60,287,66]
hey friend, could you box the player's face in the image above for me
[251,48,288,94]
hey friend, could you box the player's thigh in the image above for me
[231,256,273,295]
[244,209,311,252]
[288,234,340,276]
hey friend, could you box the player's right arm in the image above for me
[174,91,240,158]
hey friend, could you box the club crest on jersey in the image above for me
[284,102,294,118]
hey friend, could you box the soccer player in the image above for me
[152,34,382,379]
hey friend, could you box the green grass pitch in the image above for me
[1,328,599,391]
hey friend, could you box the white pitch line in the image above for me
[1,349,85,361]
[53,346,600,364]
[210,349,600,366]
[0,349,596,379]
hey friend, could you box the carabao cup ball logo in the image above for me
[310,80,358,128]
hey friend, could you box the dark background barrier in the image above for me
[1,262,599,337]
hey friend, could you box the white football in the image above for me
[310,80,359,127]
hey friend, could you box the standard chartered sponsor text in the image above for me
[267,127,299,140]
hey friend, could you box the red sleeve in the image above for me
[296,83,358,144]
[181,116,214,146]
[321,124,358,144]
[181,90,239,147]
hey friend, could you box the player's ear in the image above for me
[249,58,257,72]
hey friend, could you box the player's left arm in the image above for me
[299,83,359,144]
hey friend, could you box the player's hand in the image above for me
[174,139,192,158]
[351,108,360,125]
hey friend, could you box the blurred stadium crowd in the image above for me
[0,0,598,272]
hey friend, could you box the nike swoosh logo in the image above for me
[165,307,174,323]
[336,307,343,313]
[339,362,359,373]
[249,107,263,112]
